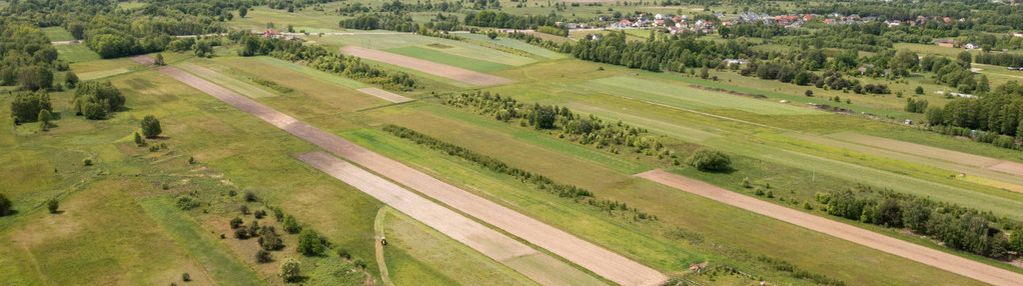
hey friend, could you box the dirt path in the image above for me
[341,46,514,87]
[636,169,1023,286]
[356,87,413,103]
[373,208,395,286]
[158,65,663,286]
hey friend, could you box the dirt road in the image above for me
[341,46,514,87]
[636,169,1023,286]
[158,65,666,286]
[356,87,413,103]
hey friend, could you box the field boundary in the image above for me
[636,169,1023,286]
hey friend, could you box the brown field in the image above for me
[157,64,666,286]
[341,46,514,86]
[829,132,1023,176]
[636,169,1023,286]
[356,87,413,103]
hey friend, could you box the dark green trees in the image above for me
[140,115,162,138]
[74,81,124,120]
[46,198,59,214]
[296,229,325,256]
[10,92,52,124]
[17,65,53,91]
[65,71,79,88]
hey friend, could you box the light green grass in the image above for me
[581,76,821,115]
[228,4,349,33]
[316,33,536,66]
[56,44,100,63]
[460,33,567,59]
[41,26,74,42]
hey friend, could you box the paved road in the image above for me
[637,169,1023,286]
[156,64,666,286]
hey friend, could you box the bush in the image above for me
[336,248,351,259]
[256,250,273,263]
[0,193,11,216]
[140,115,162,138]
[10,92,52,123]
[686,149,732,172]
[297,229,325,256]
[259,230,285,251]
[230,217,243,229]
[244,191,258,202]
[182,273,190,282]
[83,159,93,166]
[234,228,250,239]
[46,198,59,214]
[74,81,124,119]
[283,215,301,234]
[175,196,200,210]
[279,258,301,282]
[254,209,266,219]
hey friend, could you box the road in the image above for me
[153,61,667,286]
[637,169,1023,286]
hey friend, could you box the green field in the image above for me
[581,76,822,115]
[387,46,514,72]
[41,26,74,42]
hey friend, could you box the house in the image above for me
[935,39,956,48]
[262,29,281,38]
[722,59,747,67]
[1013,32,1023,38]
[963,42,979,50]
[886,20,902,27]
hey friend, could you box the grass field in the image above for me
[387,46,514,72]
[56,44,100,63]
[459,33,567,59]
[229,4,348,33]
[316,33,536,66]
[580,76,822,115]
[41,26,73,42]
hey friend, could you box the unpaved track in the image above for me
[637,169,1023,286]
[341,46,514,87]
[158,65,666,286]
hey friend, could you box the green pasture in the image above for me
[581,76,821,115]
[460,33,567,59]
[229,4,348,33]
[387,46,513,72]
[56,44,100,63]
[41,26,74,42]
[316,33,536,66]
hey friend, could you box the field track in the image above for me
[636,169,1023,286]
[341,46,514,86]
[155,63,666,286]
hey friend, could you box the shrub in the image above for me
[234,228,250,239]
[244,191,258,202]
[73,81,124,119]
[283,214,301,234]
[279,258,301,282]
[254,209,266,219]
[83,158,93,166]
[0,193,11,216]
[686,149,732,172]
[336,248,351,259]
[45,198,59,214]
[259,230,284,251]
[297,229,325,256]
[175,196,200,210]
[182,273,190,282]
[239,205,249,215]
[9,92,52,123]
[256,250,273,263]
[230,217,243,229]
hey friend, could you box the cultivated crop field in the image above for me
[7,1,1023,286]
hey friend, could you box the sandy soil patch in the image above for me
[341,46,514,86]
[636,169,1023,286]
[356,87,413,103]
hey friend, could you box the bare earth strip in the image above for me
[157,66,666,286]
[356,87,413,103]
[636,169,1023,286]
[828,132,1023,177]
[341,46,514,87]
[299,152,606,286]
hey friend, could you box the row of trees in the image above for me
[339,14,420,32]
[974,52,1023,68]
[924,81,1023,149]
[570,31,753,72]
[817,186,1023,260]
[233,33,417,90]
[382,124,659,221]
[463,10,560,29]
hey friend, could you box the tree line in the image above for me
[232,32,417,90]
[382,124,658,221]
[817,185,1023,260]
[0,22,62,91]
[463,10,560,30]
[924,81,1023,149]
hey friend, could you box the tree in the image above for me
[925,107,944,126]
[46,198,59,214]
[487,30,498,40]
[279,258,301,282]
[283,214,301,233]
[10,92,52,123]
[74,81,124,119]
[194,40,213,58]
[699,67,709,79]
[804,90,813,97]
[686,149,732,172]
[140,115,162,138]
[17,65,53,91]
[297,229,325,256]
[259,229,284,251]
[65,71,79,88]
[958,51,973,67]
[0,193,12,216]
[915,86,924,95]
[239,7,248,18]
[154,53,166,66]
[230,217,243,229]
[134,132,145,146]
[38,109,51,131]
